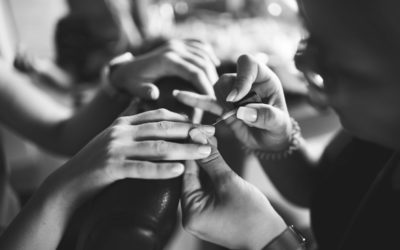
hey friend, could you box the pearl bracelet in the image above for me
[242,117,302,160]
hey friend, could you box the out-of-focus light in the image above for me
[267,3,283,17]
[160,3,174,17]
[175,1,189,15]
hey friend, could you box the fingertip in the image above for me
[148,86,160,100]
[172,89,180,97]
[171,163,185,176]
[226,89,238,102]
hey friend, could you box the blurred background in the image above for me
[0,0,340,249]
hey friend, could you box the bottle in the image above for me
[58,76,199,250]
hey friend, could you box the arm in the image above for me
[0,61,129,155]
[0,39,219,156]
[0,108,214,250]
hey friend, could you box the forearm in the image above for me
[51,88,131,155]
[0,183,71,250]
[257,138,318,207]
[0,64,130,156]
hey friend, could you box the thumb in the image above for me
[236,103,290,132]
[226,54,257,102]
[189,129,234,185]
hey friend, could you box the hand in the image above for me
[111,39,220,100]
[181,128,287,250]
[43,108,215,210]
[174,54,293,152]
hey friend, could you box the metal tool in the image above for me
[213,90,262,125]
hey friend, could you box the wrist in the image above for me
[30,177,75,222]
[242,117,303,160]
[246,214,287,250]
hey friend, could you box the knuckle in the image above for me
[105,141,119,158]
[108,125,124,140]
[163,51,176,61]
[156,121,171,131]
[114,116,127,125]
[216,171,236,193]
[155,108,169,117]
[260,108,272,125]
[154,140,169,155]
[134,161,147,176]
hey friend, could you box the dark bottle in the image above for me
[58,77,200,250]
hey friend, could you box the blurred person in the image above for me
[0,38,219,232]
[56,0,166,84]
[173,0,400,249]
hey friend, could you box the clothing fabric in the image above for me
[311,133,400,250]
[0,131,20,234]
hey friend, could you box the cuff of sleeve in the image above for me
[262,225,308,250]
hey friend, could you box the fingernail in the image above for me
[172,89,179,97]
[199,125,215,136]
[226,89,238,102]
[237,106,257,122]
[190,129,208,144]
[199,145,212,155]
[171,164,185,175]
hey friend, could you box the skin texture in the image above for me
[0,108,214,250]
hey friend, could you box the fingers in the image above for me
[189,128,234,185]
[125,140,212,161]
[226,54,279,102]
[183,39,221,66]
[173,90,224,116]
[236,103,290,131]
[133,121,215,140]
[119,108,189,125]
[117,80,159,100]
[122,160,184,179]
[166,53,215,97]
[135,82,160,100]
[179,50,219,87]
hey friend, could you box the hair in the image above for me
[299,0,400,58]
[54,13,127,82]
